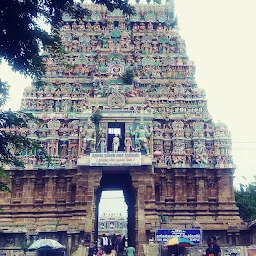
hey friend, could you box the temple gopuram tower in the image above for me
[0,0,246,255]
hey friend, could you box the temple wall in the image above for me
[0,167,242,241]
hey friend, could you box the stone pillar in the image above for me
[150,172,156,200]
[181,170,187,200]
[229,172,236,202]
[137,178,146,242]
[84,168,102,242]
[26,234,31,245]
[52,176,58,203]
[131,169,145,255]
[66,177,72,203]
[75,233,80,247]
[227,233,233,246]
[235,232,240,245]
[43,177,51,203]
[174,169,186,202]
[160,169,166,202]
[217,169,233,202]
[21,177,29,204]
[195,173,205,202]
[75,171,87,203]
[30,178,36,203]
[67,234,72,256]
[166,175,174,201]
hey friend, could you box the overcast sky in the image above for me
[1,0,256,214]
[175,0,256,187]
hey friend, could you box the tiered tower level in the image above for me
[0,1,245,254]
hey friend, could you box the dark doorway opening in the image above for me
[107,122,125,152]
[114,21,119,28]
[95,171,136,248]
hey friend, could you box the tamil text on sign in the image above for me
[90,152,141,166]
[155,229,201,245]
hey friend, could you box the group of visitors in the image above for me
[92,234,221,256]
[162,236,221,256]
[94,234,135,256]
[204,236,221,256]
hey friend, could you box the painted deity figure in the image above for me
[130,122,152,155]
[147,22,154,31]
[139,22,146,32]
[132,23,139,32]
[81,120,96,153]
[61,143,68,157]
[93,22,101,32]
[100,33,109,48]
[112,134,120,153]
[156,24,164,34]
[125,135,132,153]
[98,136,107,153]
[194,145,208,164]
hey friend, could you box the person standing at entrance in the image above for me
[117,236,125,256]
[112,134,120,153]
[211,236,221,256]
[111,234,117,251]
[101,234,111,252]
[102,244,116,256]
[126,243,135,256]
[204,237,221,256]
[205,237,214,256]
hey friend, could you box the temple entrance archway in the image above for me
[95,171,136,247]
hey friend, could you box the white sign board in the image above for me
[90,152,141,166]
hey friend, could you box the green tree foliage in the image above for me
[235,177,256,221]
[0,0,134,79]
[0,81,46,192]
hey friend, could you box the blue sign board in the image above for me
[155,229,202,245]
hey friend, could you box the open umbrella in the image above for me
[164,237,194,247]
[164,237,194,255]
[28,238,65,255]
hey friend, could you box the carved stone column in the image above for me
[67,234,72,256]
[45,175,54,204]
[75,233,80,247]
[229,172,236,202]
[52,176,57,203]
[25,175,35,204]
[26,234,31,245]
[131,169,145,254]
[43,177,50,203]
[21,177,29,204]
[174,169,186,202]
[84,168,102,241]
[66,176,72,203]
[217,169,233,203]
[160,169,166,202]
[227,232,233,246]
[195,172,205,202]
[166,171,174,202]
[30,177,36,203]
[235,232,240,245]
